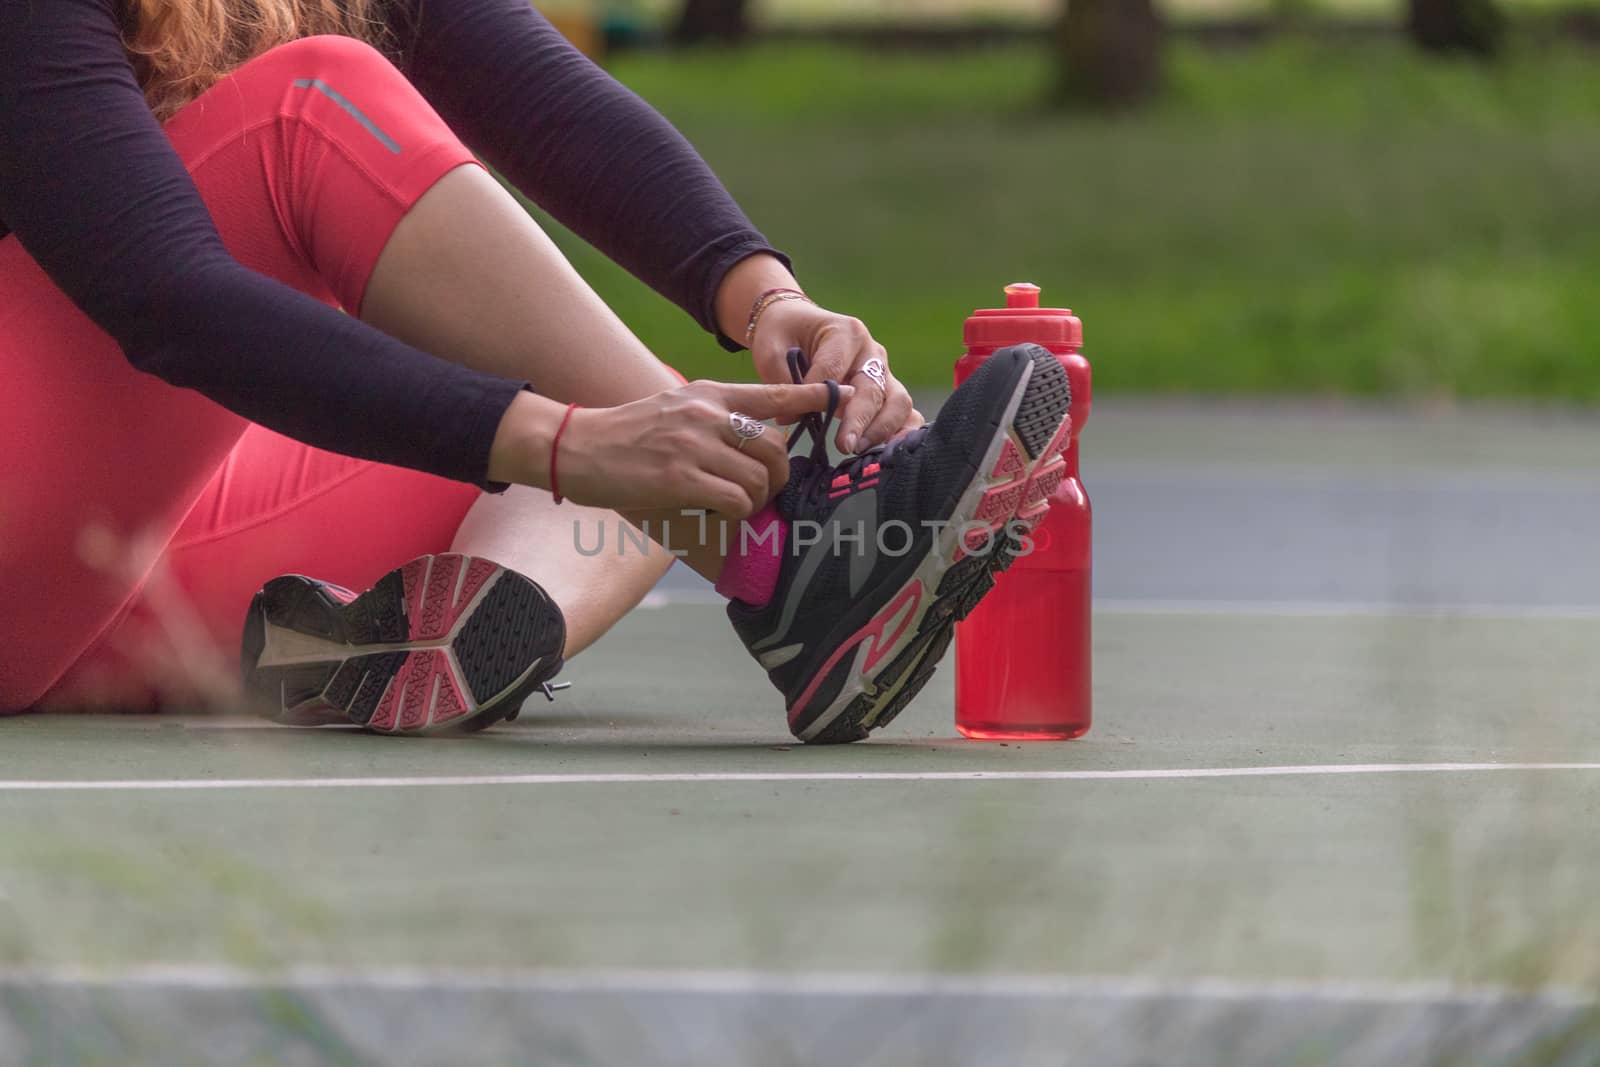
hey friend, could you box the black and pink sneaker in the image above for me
[728,344,1073,744]
[240,554,566,734]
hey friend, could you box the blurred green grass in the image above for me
[529,38,1600,397]
[613,0,1600,27]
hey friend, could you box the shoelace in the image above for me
[785,347,842,469]
[503,679,572,722]
[784,347,930,509]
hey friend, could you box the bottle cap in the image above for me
[964,283,1082,350]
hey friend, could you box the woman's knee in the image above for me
[195,35,416,142]
[178,34,477,311]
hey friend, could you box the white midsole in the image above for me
[796,360,1054,742]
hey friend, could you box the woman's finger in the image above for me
[751,339,803,426]
[833,347,891,453]
[857,376,916,449]
[696,387,795,497]
[801,320,865,386]
[687,405,776,510]
[681,471,760,518]
[716,381,853,422]
[691,446,770,517]
[738,426,793,502]
[704,419,789,507]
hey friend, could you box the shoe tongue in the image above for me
[834,426,929,480]
[774,426,933,522]
[775,455,822,522]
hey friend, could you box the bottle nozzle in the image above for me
[1004,283,1041,309]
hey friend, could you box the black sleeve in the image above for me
[0,0,528,488]
[389,0,791,350]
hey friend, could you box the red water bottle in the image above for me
[954,283,1092,740]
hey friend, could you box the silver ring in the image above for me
[858,357,888,392]
[728,411,765,447]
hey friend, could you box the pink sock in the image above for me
[714,503,788,608]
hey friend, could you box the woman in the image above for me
[0,0,1072,743]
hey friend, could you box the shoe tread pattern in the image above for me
[454,574,565,708]
[343,569,408,644]
[245,555,565,734]
[1010,346,1072,459]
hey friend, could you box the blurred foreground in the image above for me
[8,399,1600,1064]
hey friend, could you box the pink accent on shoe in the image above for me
[976,483,1026,524]
[715,504,788,607]
[1016,499,1051,524]
[1040,414,1074,463]
[963,525,998,557]
[368,663,406,731]
[992,440,1027,481]
[398,650,441,731]
[432,668,471,725]
[457,558,498,614]
[832,478,880,499]
[418,555,463,639]
[787,580,925,720]
[862,582,922,673]
[370,648,476,732]
[1024,462,1066,506]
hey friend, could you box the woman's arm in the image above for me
[0,0,527,487]
[390,3,922,448]
[389,0,789,350]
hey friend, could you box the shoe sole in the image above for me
[791,345,1073,744]
[240,554,565,735]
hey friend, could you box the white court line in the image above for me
[1095,598,1600,621]
[0,965,1593,1008]
[639,588,1600,619]
[3,763,1600,792]
[1088,462,1600,491]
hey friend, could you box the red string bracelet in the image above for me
[550,403,581,505]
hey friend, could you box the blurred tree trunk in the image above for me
[1407,0,1505,57]
[674,0,751,44]
[1052,0,1165,110]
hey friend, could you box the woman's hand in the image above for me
[748,298,923,455]
[713,254,924,456]
[550,380,850,517]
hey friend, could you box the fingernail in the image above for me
[843,433,858,452]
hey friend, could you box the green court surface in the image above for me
[5,402,1600,1066]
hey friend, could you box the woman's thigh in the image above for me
[39,426,480,711]
[0,234,250,709]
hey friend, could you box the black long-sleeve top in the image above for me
[0,0,786,487]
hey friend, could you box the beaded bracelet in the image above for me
[745,287,812,346]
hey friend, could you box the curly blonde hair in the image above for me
[123,0,389,120]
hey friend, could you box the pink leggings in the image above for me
[0,37,494,712]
